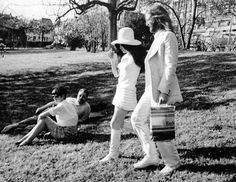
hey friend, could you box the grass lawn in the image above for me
[0,49,236,182]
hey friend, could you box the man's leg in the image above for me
[19,117,57,146]
[156,140,181,175]
[1,116,37,134]
[15,129,34,145]
[131,91,160,169]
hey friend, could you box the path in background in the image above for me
[0,49,109,75]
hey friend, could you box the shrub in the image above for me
[120,11,153,50]
[65,35,85,51]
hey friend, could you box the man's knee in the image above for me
[37,119,44,124]
[38,117,50,124]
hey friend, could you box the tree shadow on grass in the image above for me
[178,146,236,174]
[71,125,137,144]
[1,53,236,133]
[178,163,236,175]
[177,96,236,110]
[179,146,236,160]
[73,132,110,143]
[39,132,137,144]
[121,145,236,175]
[0,61,146,135]
[0,62,117,132]
[177,53,236,110]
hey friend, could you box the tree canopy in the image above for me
[54,0,138,48]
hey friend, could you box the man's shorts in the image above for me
[50,125,78,141]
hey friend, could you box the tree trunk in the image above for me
[186,0,197,49]
[227,18,233,50]
[109,12,117,48]
[41,31,44,47]
[183,0,188,49]
[108,0,117,49]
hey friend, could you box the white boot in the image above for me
[100,129,121,163]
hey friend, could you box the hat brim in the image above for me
[111,39,141,46]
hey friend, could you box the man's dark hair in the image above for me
[52,85,67,99]
[79,88,89,97]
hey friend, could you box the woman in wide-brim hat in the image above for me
[100,27,146,163]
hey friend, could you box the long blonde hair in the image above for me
[145,4,174,32]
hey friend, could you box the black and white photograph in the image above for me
[0,0,235,181]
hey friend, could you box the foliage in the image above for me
[0,13,28,47]
[0,50,236,181]
[27,18,54,35]
[0,13,28,30]
[120,11,153,49]
[55,19,85,50]
[65,35,84,50]
[209,0,236,16]
[208,36,228,52]
[54,7,109,52]
[77,6,109,52]
[142,0,236,50]
[193,33,232,52]
[0,13,54,47]
[54,0,138,47]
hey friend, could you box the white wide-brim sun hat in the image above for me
[111,27,141,46]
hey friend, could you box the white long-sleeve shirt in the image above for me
[117,53,140,90]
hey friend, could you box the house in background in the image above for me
[26,18,54,47]
[171,0,236,51]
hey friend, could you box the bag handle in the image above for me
[152,102,170,107]
[151,102,175,111]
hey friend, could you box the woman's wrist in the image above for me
[158,90,169,96]
[162,92,169,96]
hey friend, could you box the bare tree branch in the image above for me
[117,0,138,12]
[54,0,141,47]
[117,0,138,20]
[55,0,111,21]
[69,0,110,12]
[56,6,76,21]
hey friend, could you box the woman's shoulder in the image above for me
[120,53,132,62]
[122,53,130,59]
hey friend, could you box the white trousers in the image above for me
[131,91,180,167]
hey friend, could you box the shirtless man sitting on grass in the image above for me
[1,88,91,136]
